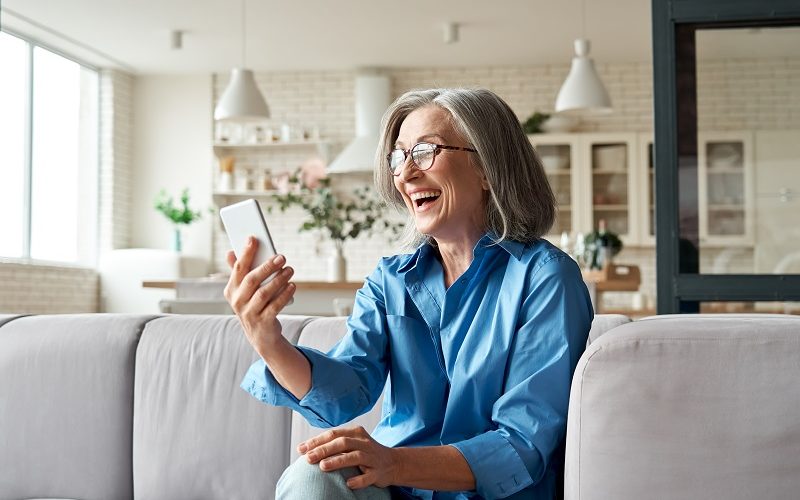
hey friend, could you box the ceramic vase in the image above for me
[327,243,346,282]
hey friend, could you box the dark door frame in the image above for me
[652,0,800,313]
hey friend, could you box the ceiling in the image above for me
[1,1,798,74]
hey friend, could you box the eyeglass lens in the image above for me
[389,143,437,174]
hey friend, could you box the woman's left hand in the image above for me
[298,426,399,489]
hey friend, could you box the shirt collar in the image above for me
[398,232,525,275]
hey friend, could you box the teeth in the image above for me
[409,191,441,201]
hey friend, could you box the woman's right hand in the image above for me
[223,236,296,360]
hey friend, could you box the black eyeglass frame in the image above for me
[386,142,478,176]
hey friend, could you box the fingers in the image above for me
[226,250,236,269]
[318,450,367,471]
[299,427,363,455]
[260,281,296,318]
[345,471,377,490]
[305,436,358,464]
[232,255,290,314]
[243,265,294,317]
[230,236,259,285]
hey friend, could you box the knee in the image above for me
[276,457,357,500]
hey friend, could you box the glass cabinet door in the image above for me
[698,132,754,246]
[585,134,638,244]
[529,134,582,240]
[538,143,573,234]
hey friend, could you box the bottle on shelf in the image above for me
[597,219,612,269]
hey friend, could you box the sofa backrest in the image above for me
[565,314,800,500]
[0,314,154,500]
[131,314,311,500]
[289,313,630,458]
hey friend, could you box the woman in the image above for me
[225,88,593,499]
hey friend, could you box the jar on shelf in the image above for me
[259,169,275,191]
[235,167,254,192]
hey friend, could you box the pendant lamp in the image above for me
[214,0,269,122]
[554,0,612,115]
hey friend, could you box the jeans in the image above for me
[276,457,392,500]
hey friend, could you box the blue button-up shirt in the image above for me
[242,235,593,499]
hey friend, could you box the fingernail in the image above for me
[273,254,285,264]
[248,236,255,245]
[298,443,307,453]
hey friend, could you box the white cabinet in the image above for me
[529,133,640,245]
[533,131,755,248]
[528,134,583,238]
[698,131,754,246]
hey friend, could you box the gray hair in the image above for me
[374,88,556,249]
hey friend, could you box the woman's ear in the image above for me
[480,174,490,191]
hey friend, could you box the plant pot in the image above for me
[327,244,346,282]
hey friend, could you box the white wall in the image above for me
[130,74,213,264]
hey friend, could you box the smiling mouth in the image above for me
[410,191,441,209]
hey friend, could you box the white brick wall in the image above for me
[0,261,98,314]
[99,69,134,251]
[210,59,800,308]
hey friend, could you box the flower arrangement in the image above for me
[269,170,401,252]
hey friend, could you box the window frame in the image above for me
[1,27,101,267]
[652,0,800,313]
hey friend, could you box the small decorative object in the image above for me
[154,188,203,252]
[583,219,622,270]
[280,123,292,142]
[218,157,235,191]
[269,169,402,282]
[521,111,551,134]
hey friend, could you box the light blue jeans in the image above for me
[276,457,392,500]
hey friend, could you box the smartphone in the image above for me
[219,199,282,287]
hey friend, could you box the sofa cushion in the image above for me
[565,314,800,500]
[587,313,630,345]
[0,314,155,500]
[0,314,26,328]
[132,314,312,500]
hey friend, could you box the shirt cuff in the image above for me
[451,430,533,499]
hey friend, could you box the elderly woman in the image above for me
[225,88,593,499]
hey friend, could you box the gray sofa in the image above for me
[0,312,798,500]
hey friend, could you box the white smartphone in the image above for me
[219,199,283,288]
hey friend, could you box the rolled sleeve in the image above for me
[240,262,391,428]
[451,430,536,498]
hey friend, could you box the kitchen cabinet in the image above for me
[698,131,754,246]
[533,131,755,247]
[637,131,755,247]
[529,133,640,245]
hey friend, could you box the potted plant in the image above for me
[582,220,623,270]
[154,188,203,252]
[269,171,401,281]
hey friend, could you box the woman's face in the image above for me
[392,105,489,242]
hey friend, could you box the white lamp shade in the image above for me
[555,39,612,115]
[214,68,270,122]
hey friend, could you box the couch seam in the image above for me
[130,314,163,499]
[576,345,604,500]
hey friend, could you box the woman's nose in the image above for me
[396,157,422,182]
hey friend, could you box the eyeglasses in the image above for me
[387,142,477,176]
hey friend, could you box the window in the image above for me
[0,30,99,265]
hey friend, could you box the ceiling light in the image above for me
[214,0,269,122]
[554,0,612,115]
